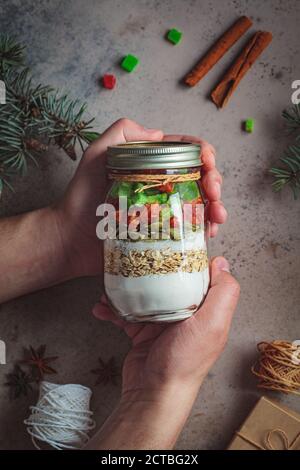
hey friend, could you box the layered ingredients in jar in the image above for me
[103,175,209,322]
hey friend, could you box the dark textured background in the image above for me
[0,0,299,450]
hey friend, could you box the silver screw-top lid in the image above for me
[106,141,201,170]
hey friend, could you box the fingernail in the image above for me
[215,257,230,272]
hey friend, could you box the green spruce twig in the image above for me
[0,34,100,197]
[282,104,300,135]
[0,35,25,72]
[270,104,300,199]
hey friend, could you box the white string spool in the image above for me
[24,381,96,450]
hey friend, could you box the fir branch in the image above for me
[270,144,300,199]
[0,35,25,72]
[270,104,300,199]
[34,93,98,158]
[0,111,27,174]
[0,167,16,197]
[0,108,46,174]
[0,34,100,197]
[282,104,300,135]
[3,67,52,117]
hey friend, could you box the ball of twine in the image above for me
[24,381,96,450]
[251,341,300,395]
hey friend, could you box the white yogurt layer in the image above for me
[105,269,209,321]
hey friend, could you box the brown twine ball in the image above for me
[251,341,300,395]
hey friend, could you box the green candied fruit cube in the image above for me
[121,54,139,72]
[144,194,157,204]
[245,118,254,133]
[109,182,132,199]
[167,28,183,45]
[175,181,200,201]
[131,191,148,205]
[117,182,133,197]
[158,193,168,203]
[146,193,168,204]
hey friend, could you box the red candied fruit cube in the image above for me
[102,74,116,89]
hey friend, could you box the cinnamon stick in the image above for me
[184,16,253,87]
[211,31,273,108]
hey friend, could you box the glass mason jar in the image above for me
[102,142,209,323]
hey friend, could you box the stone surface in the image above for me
[0,0,299,450]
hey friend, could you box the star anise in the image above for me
[19,344,58,382]
[5,365,34,400]
[91,356,120,386]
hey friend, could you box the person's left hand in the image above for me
[54,118,226,278]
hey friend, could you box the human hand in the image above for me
[89,257,239,449]
[93,256,239,396]
[55,119,226,278]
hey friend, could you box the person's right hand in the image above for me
[89,256,240,450]
[93,256,240,399]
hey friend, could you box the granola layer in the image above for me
[104,247,208,277]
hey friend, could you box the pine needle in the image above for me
[270,104,300,199]
[0,34,99,197]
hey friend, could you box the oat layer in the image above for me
[104,247,208,277]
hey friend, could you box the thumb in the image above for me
[85,118,163,160]
[194,256,240,341]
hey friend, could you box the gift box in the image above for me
[228,396,300,450]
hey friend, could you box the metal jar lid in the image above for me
[106,141,201,170]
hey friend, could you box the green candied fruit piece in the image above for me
[175,181,200,201]
[118,182,133,197]
[159,193,168,203]
[167,28,183,45]
[146,193,168,204]
[131,191,148,205]
[245,118,254,133]
[132,184,166,205]
[109,182,133,198]
[121,54,139,73]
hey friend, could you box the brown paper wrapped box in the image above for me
[228,396,300,450]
